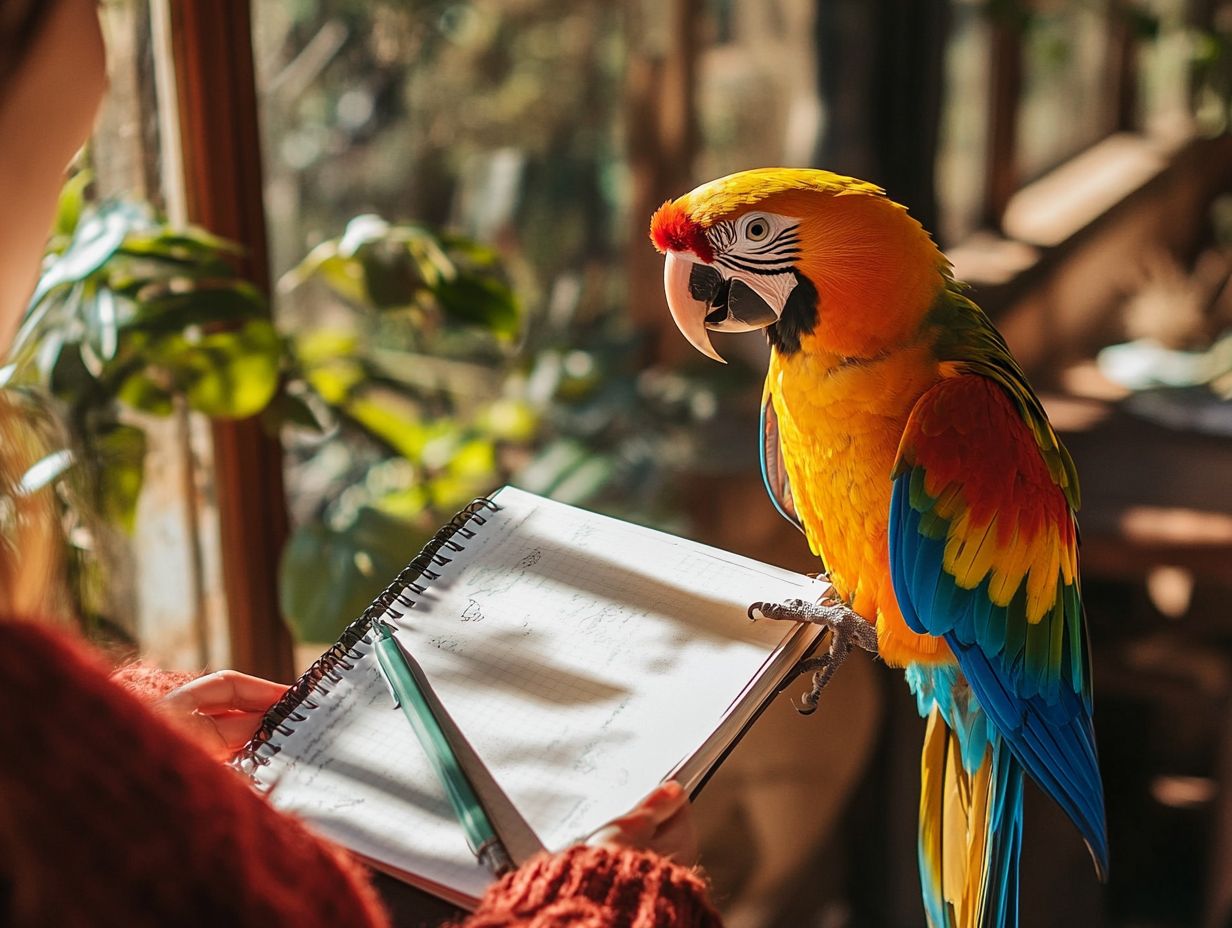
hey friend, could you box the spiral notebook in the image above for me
[235,486,827,909]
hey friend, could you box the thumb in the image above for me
[587,781,689,848]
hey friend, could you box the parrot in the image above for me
[650,168,1107,928]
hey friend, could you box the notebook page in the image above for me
[256,654,494,903]
[256,486,825,900]
[398,487,826,847]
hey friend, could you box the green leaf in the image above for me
[88,286,120,362]
[19,449,76,494]
[35,327,69,389]
[121,226,240,261]
[304,357,366,405]
[114,371,175,415]
[373,484,430,521]
[93,423,147,533]
[295,328,361,365]
[480,397,539,442]
[434,271,520,337]
[48,337,102,407]
[448,437,497,478]
[284,243,369,306]
[404,231,456,289]
[344,391,427,460]
[129,283,268,335]
[338,214,392,255]
[262,390,326,434]
[31,202,148,305]
[119,319,281,419]
[284,216,520,338]
[361,246,423,310]
[279,506,432,643]
[180,320,281,419]
[54,171,92,240]
[12,206,144,363]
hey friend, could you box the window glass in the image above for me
[696,0,822,179]
[1136,0,1195,136]
[250,1,823,645]
[61,0,227,668]
[936,0,992,245]
[1017,1,1113,181]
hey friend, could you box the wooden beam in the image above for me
[814,0,949,231]
[623,0,703,367]
[983,18,1024,230]
[166,0,294,681]
[1110,1,1139,132]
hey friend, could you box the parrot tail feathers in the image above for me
[919,708,1024,928]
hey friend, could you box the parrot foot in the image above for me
[747,597,878,716]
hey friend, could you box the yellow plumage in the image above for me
[767,334,953,668]
[920,710,996,928]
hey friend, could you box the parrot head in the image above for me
[650,168,949,362]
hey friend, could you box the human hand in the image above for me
[587,781,699,866]
[155,671,288,762]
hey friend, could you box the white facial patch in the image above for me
[740,271,799,318]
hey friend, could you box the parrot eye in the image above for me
[744,217,770,242]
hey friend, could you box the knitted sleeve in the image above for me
[0,620,391,928]
[462,845,725,928]
[109,660,198,700]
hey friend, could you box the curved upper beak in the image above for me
[663,251,784,364]
[663,250,725,363]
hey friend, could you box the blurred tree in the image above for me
[814,0,950,233]
[624,0,702,366]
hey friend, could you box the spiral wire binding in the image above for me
[232,495,500,778]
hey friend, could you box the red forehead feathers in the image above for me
[649,200,714,263]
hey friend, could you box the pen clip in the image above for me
[373,620,402,708]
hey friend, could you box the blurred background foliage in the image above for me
[6,180,731,642]
[274,210,730,641]
[10,0,1228,644]
[2,177,279,631]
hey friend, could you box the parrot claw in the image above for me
[748,597,877,715]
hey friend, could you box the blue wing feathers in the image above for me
[986,744,1025,928]
[891,473,1110,880]
[955,638,1107,874]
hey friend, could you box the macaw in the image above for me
[650,168,1107,928]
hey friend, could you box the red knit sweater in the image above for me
[0,622,723,927]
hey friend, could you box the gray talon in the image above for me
[750,595,878,714]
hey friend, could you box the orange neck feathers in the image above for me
[766,188,948,359]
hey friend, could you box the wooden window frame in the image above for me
[163,0,293,681]
[982,1,1145,233]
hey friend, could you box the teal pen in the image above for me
[371,619,514,877]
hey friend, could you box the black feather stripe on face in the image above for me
[767,271,818,356]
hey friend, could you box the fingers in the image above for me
[205,711,272,749]
[644,799,700,866]
[624,781,689,830]
[158,670,287,716]
[175,710,270,761]
[155,671,288,762]
[587,781,699,865]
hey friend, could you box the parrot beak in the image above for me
[663,251,781,364]
[664,250,725,362]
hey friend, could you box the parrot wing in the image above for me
[888,372,1108,878]
[931,290,1081,512]
[760,383,805,534]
